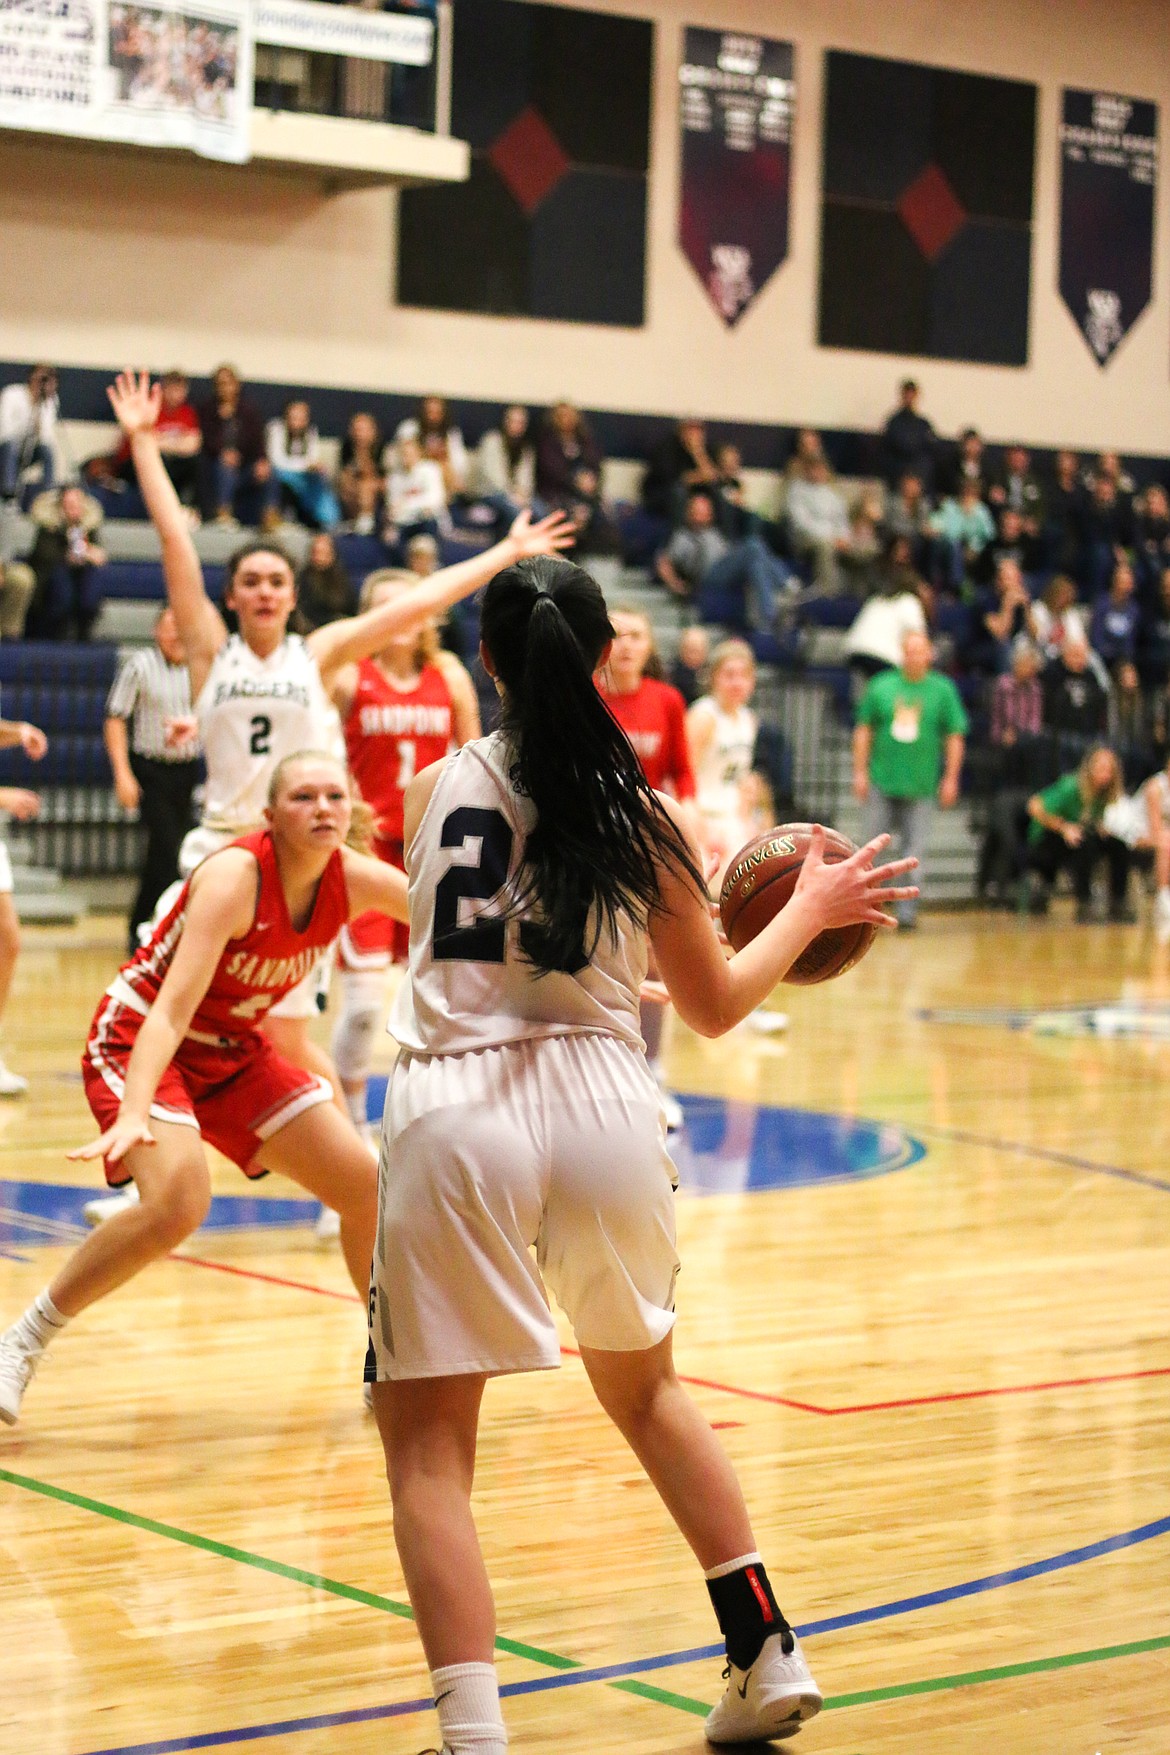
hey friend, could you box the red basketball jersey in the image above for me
[112,829,348,1038]
[598,676,696,798]
[344,659,455,848]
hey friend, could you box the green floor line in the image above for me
[612,1677,708,1717]
[4,1465,1166,1731]
[617,1630,1170,1720]
[820,1631,1170,1710]
[0,1465,574,1671]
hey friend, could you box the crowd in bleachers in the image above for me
[3,359,1170,927]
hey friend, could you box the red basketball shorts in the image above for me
[82,995,333,1185]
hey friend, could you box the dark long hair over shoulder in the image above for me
[481,556,706,975]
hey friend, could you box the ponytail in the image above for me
[481,556,705,974]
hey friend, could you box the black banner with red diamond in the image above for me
[397,0,652,327]
[678,28,794,327]
[1059,89,1157,368]
[818,52,1036,366]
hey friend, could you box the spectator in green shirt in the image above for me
[1025,745,1133,922]
[852,630,968,927]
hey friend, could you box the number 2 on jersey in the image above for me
[249,714,272,757]
[432,808,586,972]
[433,808,511,963]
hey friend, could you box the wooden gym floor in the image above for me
[1,909,1167,1754]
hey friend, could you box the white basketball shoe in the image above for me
[705,1631,823,1744]
[0,1057,28,1097]
[0,1325,40,1426]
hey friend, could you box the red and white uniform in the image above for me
[598,676,696,798]
[82,830,348,1184]
[340,658,455,968]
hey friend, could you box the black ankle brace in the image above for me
[706,1561,794,1669]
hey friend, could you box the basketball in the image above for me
[718,823,878,985]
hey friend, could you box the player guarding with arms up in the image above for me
[0,753,411,1428]
[365,557,916,1752]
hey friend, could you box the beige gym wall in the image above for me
[1,0,1167,450]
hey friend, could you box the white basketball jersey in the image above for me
[693,697,757,822]
[195,634,342,834]
[390,732,647,1055]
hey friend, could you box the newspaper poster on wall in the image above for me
[678,28,794,326]
[0,0,253,164]
[1059,89,1157,366]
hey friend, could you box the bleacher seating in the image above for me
[0,642,117,789]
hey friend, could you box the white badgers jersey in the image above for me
[390,732,648,1055]
[195,633,343,836]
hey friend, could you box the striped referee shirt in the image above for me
[106,645,199,763]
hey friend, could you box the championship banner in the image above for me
[254,0,433,67]
[678,28,794,326]
[1059,89,1157,366]
[0,0,252,165]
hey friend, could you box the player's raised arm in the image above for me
[308,508,576,688]
[648,815,917,1037]
[107,371,226,690]
[68,852,254,1164]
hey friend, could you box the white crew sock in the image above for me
[704,1549,764,1582]
[11,1289,69,1356]
[430,1661,507,1753]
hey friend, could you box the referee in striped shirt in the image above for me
[104,608,203,949]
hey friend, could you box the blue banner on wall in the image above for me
[678,28,794,326]
[1059,89,1157,367]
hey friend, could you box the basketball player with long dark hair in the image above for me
[365,557,917,1751]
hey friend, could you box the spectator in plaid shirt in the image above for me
[990,636,1044,755]
[978,637,1046,906]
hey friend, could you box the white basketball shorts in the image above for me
[0,838,12,896]
[367,1032,679,1380]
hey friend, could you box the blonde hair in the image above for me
[266,750,373,853]
[708,638,755,683]
[1077,744,1123,808]
[359,568,439,667]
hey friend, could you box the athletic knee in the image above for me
[331,980,383,1084]
[139,1172,211,1248]
[587,1354,678,1435]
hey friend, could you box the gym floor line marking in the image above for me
[169,1254,1170,1420]
[4,1463,1168,1751]
[911,1121,1170,1194]
[69,1631,1170,1754]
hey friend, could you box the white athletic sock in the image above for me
[704,1550,764,1581]
[11,1289,69,1355]
[430,1661,507,1752]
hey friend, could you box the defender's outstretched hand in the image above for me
[107,370,162,438]
[506,507,578,559]
[68,1115,155,1166]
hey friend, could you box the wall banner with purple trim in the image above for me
[1059,89,1157,367]
[678,29,794,326]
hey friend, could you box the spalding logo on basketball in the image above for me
[719,823,878,986]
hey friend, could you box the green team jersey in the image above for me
[1026,772,1104,844]
[857,668,969,800]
